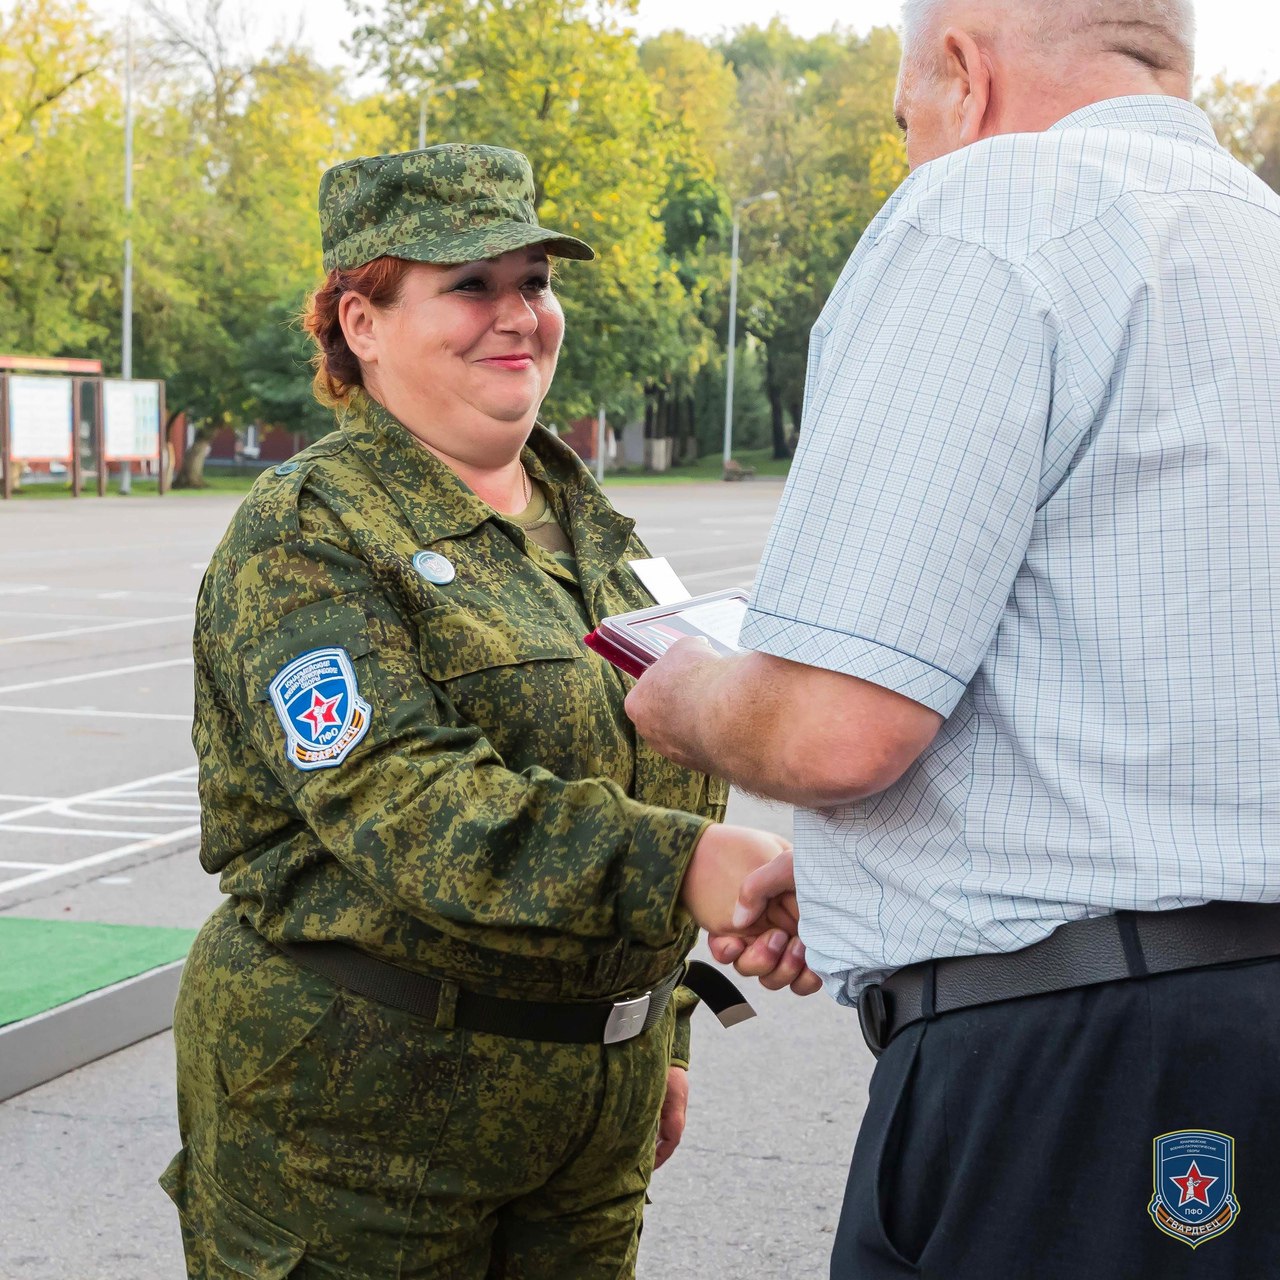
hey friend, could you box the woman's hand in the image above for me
[654,1066,689,1170]
[679,824,793,936]
[706,852,823,996]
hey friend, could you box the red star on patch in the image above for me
[1171,1162,1218,1208]
[297,689,342,735]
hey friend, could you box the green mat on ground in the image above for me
[0,917,197,1027]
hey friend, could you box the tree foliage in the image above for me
[3,0,1277,474]
[1198,74,1280,193]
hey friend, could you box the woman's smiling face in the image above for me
[342,247,564,465]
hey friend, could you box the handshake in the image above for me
[679,824,822,996]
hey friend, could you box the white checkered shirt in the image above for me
[738,97,1280,1004]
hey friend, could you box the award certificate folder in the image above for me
[584,589,748,678]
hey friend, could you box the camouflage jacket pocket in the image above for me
[413,603,583,682]
[161,1146,307,1278]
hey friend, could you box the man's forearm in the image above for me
[695,652,898,807]
[626,642,943,809]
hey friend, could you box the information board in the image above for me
[8,376,73,460]
[103,379,161,460]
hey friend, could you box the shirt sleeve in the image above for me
[214,511,709,956]
[739,228,1056,717]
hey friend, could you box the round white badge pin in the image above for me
[413,551,456,585]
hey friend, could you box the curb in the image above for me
[0,959,184,1102]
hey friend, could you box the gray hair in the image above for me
[899,0,1197,73]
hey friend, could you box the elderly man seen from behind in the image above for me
[627,0,1280,1275]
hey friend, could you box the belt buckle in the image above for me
[603,992,651,1044]
[857,983,888,1058]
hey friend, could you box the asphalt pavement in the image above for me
[0,478,875,1279]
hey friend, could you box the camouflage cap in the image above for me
[319,144,595,272]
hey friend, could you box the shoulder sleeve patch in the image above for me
[267,646,371,771]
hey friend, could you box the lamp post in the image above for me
[120,12,135,494]
[722,189,779,473]
[417,78,480,150]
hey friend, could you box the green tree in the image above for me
[134,2,390,484]
[241,297,332,438]
[0,0,120,357]
[351,0,708,436]
[638,32,737,464]
[721,24,905,458]
[1199,74,1280,192]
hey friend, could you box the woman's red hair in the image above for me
[301,257,414,404]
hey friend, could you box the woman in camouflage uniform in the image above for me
[162,144,814,1279]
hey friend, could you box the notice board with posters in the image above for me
[103,379,162,461]
[8,375,74,461]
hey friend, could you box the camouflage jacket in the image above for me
[192,390,727,1059]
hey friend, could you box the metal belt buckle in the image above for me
[603,992,651,1044]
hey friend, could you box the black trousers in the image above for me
[832,956,1280,1278]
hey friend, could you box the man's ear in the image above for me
[942,27,992,147]
[338,291,379,364]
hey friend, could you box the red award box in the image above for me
[584,589,748,678]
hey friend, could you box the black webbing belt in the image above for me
[277,941,754,1046]
[858,900,1280,1057]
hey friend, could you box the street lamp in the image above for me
[120,11,135,493]
[722,190,779,473]
[417,78,481,150]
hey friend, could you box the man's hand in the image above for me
[707,852,823,996]
[625,637,724,772]
[654,1066,688,1170]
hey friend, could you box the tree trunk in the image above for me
[765,346,788,461]
[787,397,803,456]
[644,385,658,439]
[172,419,217,489]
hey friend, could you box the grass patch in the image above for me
[2,472,263,499]
[605,447,792,485]
[2,448,791,500]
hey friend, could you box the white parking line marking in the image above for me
[0,704,191,723]
[0,824,202,894]
[116,783,197,793]
[56,810,191,825]
[0,582,192,604]
[1,609,136,621]
[0,613,190,646]
[681,564,760,583]
[0,793,56,802]
[658,543,758,559]
[0,657,193,696]
[0,861,53,870]
[0,824,158,839]
[0,767,198,825]
[90,800,200,812]
[1,541,210,561]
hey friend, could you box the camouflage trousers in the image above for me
[162,902,674,1279]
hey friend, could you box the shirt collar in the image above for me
[1048,95,1220,149]
[339,388,491,544]
[337,388,635,594]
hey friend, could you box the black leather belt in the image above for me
[858,901,1280,1058]
[277,941,754,1045]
